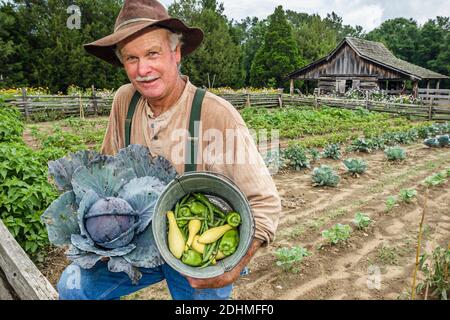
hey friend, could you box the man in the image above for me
[57,0,281,300]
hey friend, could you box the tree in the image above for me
[0,0,128,92]
[366,18,420,64]
[250,6,302,88]
[169,0,244,88]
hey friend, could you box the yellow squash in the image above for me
[167,211,185,259]
[191,235,205,254]
[215,250,226,260]
[185,219,202,251]
[198,224,233,244]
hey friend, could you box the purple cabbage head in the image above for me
[84,197,137,249]
[41,145,178,284]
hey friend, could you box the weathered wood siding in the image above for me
[295,43,406,80]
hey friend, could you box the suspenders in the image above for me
[124,88,206,173]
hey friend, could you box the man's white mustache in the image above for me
[135,75,159,82]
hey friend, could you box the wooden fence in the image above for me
[3,88,450,121]
[0,219,58,300]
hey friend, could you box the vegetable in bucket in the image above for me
[167,192,242,268]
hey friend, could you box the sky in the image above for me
[159,0,450,31]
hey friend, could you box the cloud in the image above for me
[160,0,450,31]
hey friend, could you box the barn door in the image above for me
[336,80,346,94]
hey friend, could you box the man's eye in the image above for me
[127,56,137,62]
[148,51,159,57]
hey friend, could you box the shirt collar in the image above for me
[145,75,192,120]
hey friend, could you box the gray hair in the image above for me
[115,29,183,64]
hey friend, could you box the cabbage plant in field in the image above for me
[384,146,406,161]
[41,145,177,283]
[312,165,340,187]
[343,158,368,176]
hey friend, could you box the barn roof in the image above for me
[288,37,448,80]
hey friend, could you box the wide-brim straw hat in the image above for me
[84,0,204,67]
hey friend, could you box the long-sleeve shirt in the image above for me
[101,77,281,246]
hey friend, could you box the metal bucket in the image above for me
[152,171,255,279]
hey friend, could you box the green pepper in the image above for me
[176,207,192,228]
[226,212,241,227]
[193,193,215,222]
[186,201,208,217]
[181,249,203,267]
[219,229,239,256]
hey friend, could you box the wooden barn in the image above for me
[287,37,449,96]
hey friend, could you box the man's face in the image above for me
[118,28,181,102]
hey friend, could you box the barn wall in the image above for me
[296,43,405,80]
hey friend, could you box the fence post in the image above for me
[365,90,369,109]
[278,93,283,108]
[91,85,98,116]
[428,97,434,120]
[79,93,84,119]
[246,93,251,107]
[21,88,29,121]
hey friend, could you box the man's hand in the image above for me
[185,238,264,289]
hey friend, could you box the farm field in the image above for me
[2,102,449,300]
[123,143,450,300]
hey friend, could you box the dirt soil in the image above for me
[37,143,450,300]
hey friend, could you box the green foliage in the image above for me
[321,223,352,245]
[0,142,58,260]
[343,158,368,176]
[0,102,24,143]
[169,0,244,88]
[424,172,448,187]
[275,246,311,273]
[366,17,449,83]
[385,195,398,212]
[353,212,372,230]
[312,165,340,187]
[0,0,128,92]
[417,245,450,300]
[250,6,302,88]
[398,188,417,204]
[308,148,321,162]
[323,143,341,160]
[283,144,310,170]
[384,146,406,161]
[348,138,372,153]
[40,126,86,153]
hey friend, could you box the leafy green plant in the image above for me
[424,172,447,187]
[275,246,311,273]
[308,148,321,162]
[0,143,59,260]
[353,212,372,230]
[348,138,372,153]
[417,245,450,300]
[384,146,406,161]
[0,102,24,143]
[312,165,340,187]
[321,223,352,245]
[343,158,368,176]
[323,143,341,160]
[399,188,417,203]
[283,145,310,170]
[385,195,398,212]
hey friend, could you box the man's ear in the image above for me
[175,44,182,64]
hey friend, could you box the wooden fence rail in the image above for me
[0,219,58,300]
[3,88,450,121]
